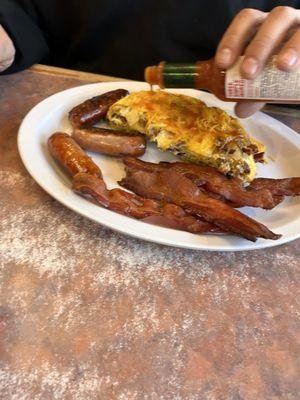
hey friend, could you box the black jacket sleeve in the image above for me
[0,0,48,74]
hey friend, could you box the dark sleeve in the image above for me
[0,0,49,74]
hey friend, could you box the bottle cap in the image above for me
[144,62,165,88]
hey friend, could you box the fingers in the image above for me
[277,28,300,70]
[215,8,266,69]
[234,101,265,118]
[216,6,300,82]
[240,7,300,79]
[0,25,15,72]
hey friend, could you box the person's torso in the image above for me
[18,0,300,79]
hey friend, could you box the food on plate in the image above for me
[119,159,280,242]
[72,173,222,234]
[47,130,286,242]
[48,130,278,241]
[47,132,221,234]
[69,89,129,128]
[72,127,146,157]
[46,88,300,244]
[122,157,284,210]
[107,90,265,182]
[48,132,102,178]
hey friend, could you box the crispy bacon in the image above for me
[72,173,221,234]
[248,177,300,196]
[120,163,281,242]
[123,157,282,209]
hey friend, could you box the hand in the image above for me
[215,6,300,118]
[0,25,16,73]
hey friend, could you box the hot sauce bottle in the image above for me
[145,56,300,103]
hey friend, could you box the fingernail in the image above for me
[218,48,232,65]
[280,48,298,68]
[242,57,258,77]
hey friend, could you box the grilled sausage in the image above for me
[69,89,129,128]
[72,127,146,156]
[48,132,102,178]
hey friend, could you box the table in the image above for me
[0,65,299,400]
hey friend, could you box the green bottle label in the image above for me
[163,63,197,88]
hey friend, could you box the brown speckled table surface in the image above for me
[0,66,300,400]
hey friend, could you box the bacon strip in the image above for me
[123,157,282,209]
[72,173,222,234]
[248,177,300,196]
[120,162,281,242]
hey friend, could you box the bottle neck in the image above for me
[161,63,199,88]
[145,59,216,90]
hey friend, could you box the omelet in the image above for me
[107,90,265,181]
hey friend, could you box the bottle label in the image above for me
[225,56,300,100]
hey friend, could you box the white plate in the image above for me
[18,81,300,251]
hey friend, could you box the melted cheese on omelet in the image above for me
[107,90,265,181]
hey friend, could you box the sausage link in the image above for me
[69,89,129,128]
[72,127,146,156]
[48,132,102,178]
